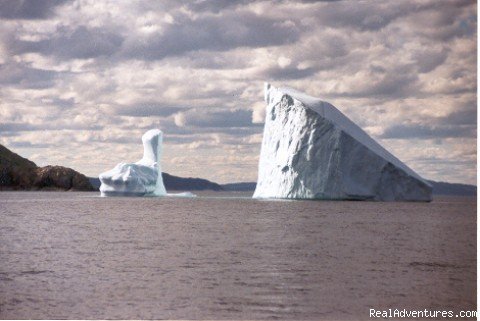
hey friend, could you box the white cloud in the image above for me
[174,112,186,127]
[251,101,265,124]
[277,56,291,68]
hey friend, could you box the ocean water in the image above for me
[0,192,476,320]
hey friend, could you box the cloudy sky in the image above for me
[0,0,476,184]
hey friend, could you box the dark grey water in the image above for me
[0,192,476,320]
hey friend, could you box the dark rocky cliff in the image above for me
[0,144,94,191]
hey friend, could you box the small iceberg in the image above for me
[99,129,196,198]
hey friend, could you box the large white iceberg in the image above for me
[253,83,432,201]
[99,129,167,196]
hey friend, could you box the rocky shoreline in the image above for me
[0,144,94,191]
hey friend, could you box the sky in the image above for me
[0,0,477,185]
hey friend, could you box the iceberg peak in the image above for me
[254,83,432,201]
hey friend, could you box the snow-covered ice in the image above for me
[99,129,167,197]
[253,83,432,201]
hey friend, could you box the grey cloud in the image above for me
[458,14,477,38]
[261,65,317,80]
[49,97,75,109]
[12,26,124,59]
[0,131,19,137]
[161,133,199,144]
[0,62,58,89]
[0,122,103,133]
[8,8,298,61]
[381,101,477,139]
[364,73,418,98]
[415,156,476,166]
[182,0,250,13]
[402,1,476,41]
[182,52,249,69]
[428,0,474,24]
[412,49,448,74]
[313,1,407,31]
[86,135,140,145]
[317,35,349,59]
[381,124,475,139]
[156,119,262,137]
[176,108,260,128]
[0,0,69,19]
[164,128,260,145]
[333,68,419,99]
[8,141,52,148]
[369,65,387,74]
[195,126,262,136]
[122,11,301,60]
[113,103,186,118]
[438,106,477,126]
[165,131,262,152]
[312,0,475,41]
[0,122,39,132]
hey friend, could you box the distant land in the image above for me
[0,144,94,191]
[426,180,477,196]
[222,182,258,191]
[221,181,477,196]
[91,178,478,197]
[0,144,476,196]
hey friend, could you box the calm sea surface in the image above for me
[0,192,476,320]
